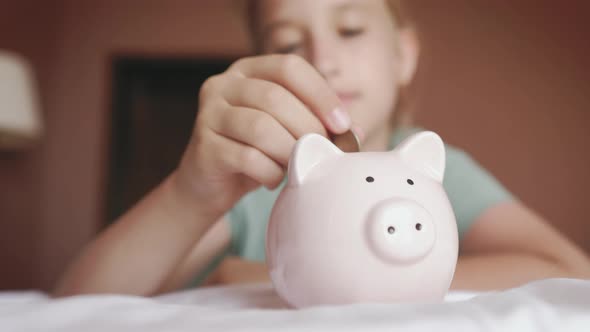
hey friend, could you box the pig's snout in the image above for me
[366,199,436,264]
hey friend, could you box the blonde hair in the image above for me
[236,0,415,130]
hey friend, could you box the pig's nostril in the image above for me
[415,223,422,231]
[387,226,395,234]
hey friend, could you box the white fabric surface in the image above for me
[0,278,589,331]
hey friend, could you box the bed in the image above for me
[0,278,588,331]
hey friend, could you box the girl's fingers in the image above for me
[228,54,351,134]
[210,105,296,167]
[208,128,285,190]
[221,77,327,139]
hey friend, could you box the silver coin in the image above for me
[331,129,361,153]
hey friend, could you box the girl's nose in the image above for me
[309,37,339,79]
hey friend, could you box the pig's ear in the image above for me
[289,133,342,185]
[395,131,446,183]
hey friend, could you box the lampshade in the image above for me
[0,50,43,149]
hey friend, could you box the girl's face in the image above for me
[257,0,417,143]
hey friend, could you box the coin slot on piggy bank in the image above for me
[266,131,459,308]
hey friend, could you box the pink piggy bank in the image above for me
[266,131,459,308]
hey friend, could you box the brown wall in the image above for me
[409,1,590,249]
[0,0,588,291]
[0,1,60,289]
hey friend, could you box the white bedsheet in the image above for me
[0,278,589,331]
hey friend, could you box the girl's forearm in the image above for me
[54,173,220,297]
[451,252,590,291]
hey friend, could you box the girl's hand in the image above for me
[173,54,350,221]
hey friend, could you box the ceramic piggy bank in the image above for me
[266,131,458,308]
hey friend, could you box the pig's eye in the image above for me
[366,176,374,183]
[407,179,414,185]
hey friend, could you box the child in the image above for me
[55,0,590,296]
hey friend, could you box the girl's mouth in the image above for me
[337,92,361,106]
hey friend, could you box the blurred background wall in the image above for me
[0,0,588,291]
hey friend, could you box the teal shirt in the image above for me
[192,127,514,285]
